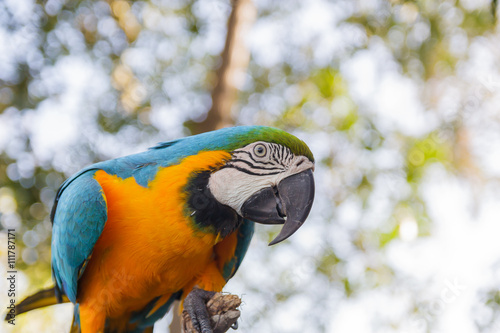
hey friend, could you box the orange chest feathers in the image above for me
[77,151,234,316]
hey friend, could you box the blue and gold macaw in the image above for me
[12,126,315,333]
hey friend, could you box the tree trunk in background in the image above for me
[169,0,255,332]
[169,308,183,333]
[193,0,256,134]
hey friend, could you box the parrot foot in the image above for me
[182,289,241,333]
[183,288,215,333]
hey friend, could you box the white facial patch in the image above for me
[208,142,314,214]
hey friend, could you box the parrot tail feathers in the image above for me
[70,304,81,333]
[5,286,70,320]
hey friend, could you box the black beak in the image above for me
[240,169,315,245]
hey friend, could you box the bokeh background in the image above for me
[1,0,500,332]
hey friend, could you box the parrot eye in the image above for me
[253,144,267,157]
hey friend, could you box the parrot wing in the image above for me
[51,169,108,303]
[219,219,255,281]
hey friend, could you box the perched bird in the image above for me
[12,126,315,333]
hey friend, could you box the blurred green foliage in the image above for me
[1,0,500,332]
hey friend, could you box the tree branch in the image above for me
[182,293,242,333]
[194,0,256,133]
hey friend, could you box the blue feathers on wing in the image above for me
[51,170,108,303]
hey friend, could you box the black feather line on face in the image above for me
[220,164,283,176]
[229,159,286,171]
[184,170,242,238]
[232,150,280,166]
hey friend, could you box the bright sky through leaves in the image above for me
[1,0,500,332]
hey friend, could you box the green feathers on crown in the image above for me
[224,126,315,162]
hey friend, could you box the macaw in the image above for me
[12,126,315,333]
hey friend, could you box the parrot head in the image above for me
[181,126,315,245]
